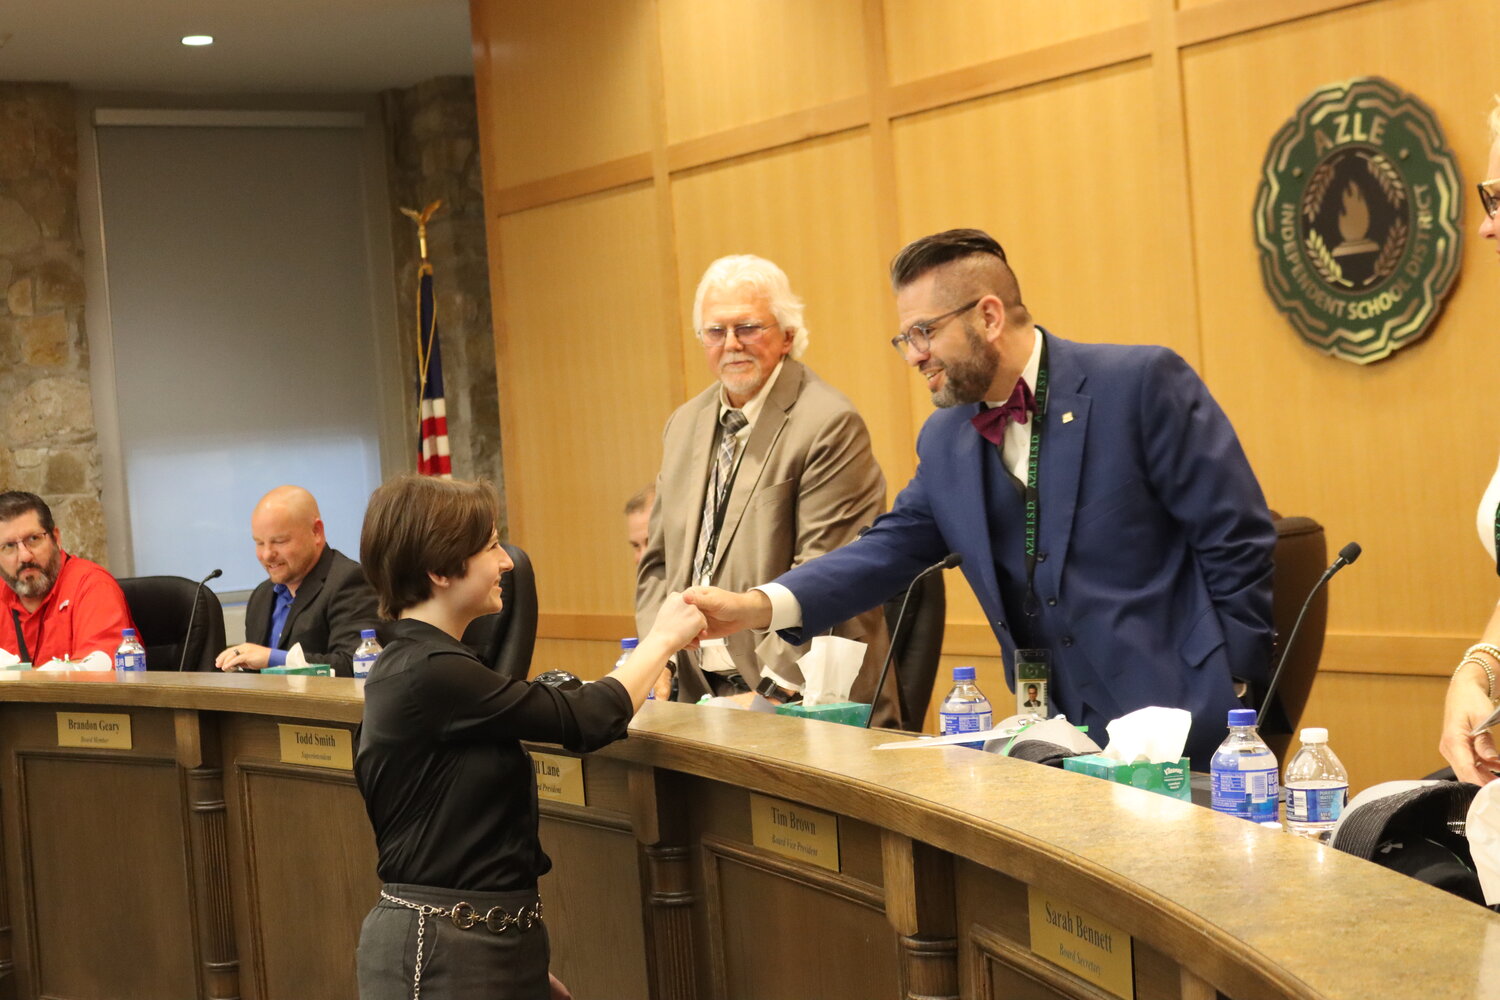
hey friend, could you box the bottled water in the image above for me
[352,629,382,679]
[1210,708,1278,823]
[938,666,992,748]
[617,638,643,695]
[1283,727,1348,843]
[114,628,146,673]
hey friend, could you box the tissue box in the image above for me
[0,663,32,671]
[1063,754,1192,801]
[263,664,333,677]
[775,701,872,728]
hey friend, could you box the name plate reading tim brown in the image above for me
[277,724,353,770]
[531,751,585,806]
[56,712,132,749]
[749,793,840,872]
[1027,887,1134,999]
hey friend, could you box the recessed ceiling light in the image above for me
[181,35,214,47]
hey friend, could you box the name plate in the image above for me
[56,712,132,749]
[532,751,585,806]
[1028,887,1134,999]
[748,793,839,872]
[277,724,353,770]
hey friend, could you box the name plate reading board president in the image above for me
[56,712,132,749]
[532,751,585,806]
[749,793,840,872]
[1028,887,1134,999]
[277,724,353,770]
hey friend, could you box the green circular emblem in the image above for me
[1254,76,1462,364]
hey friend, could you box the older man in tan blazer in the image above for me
[636,255,896,723]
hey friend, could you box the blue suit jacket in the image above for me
[776,332,1275,765]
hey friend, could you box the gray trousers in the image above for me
[357,883,551,1000]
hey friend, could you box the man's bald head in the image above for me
[251,486,326,593]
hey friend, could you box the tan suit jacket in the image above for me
[636,359,897,724]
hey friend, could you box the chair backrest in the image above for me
[461,543,537,681]
[883,569,946,731]
[1262,513,1328,760]
[116,575,227,671]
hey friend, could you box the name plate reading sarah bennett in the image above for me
[277,724,353,770]
[749,793,839,872]
[56,712,132,749]
[1028,887,1134,999]
[532,751,585,806]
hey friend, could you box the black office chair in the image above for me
[461,543,537,681]
[116,575,227,671]
[883,569,946,731]
[1259,512,1329,761]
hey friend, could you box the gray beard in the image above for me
[1,556,59,601]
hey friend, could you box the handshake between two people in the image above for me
[629,587,777,705]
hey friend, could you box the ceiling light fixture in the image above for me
[181,35,214,47]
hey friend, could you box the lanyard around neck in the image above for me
[1021,335,1050,617]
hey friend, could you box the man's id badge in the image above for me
[1015,648,1050,719]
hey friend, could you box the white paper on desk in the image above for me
[37,651,112,671]
[1467,781,1500,905]
[874,723,1031,750]
[0,647,18,667]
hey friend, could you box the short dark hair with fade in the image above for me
[889,228,1009,289]
[0,492,55,534]
[360,474,500,619]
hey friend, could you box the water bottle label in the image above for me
[353,655,375,678]
[1210,766,1279,821]
[1287,784,1347,823]
[115,653,144,671]
[939,710,993,735]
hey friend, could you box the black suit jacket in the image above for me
[244,546,379,678]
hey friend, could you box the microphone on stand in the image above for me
[864,553,962,728]
[179,569,223,671]
[1257,542,1360,729]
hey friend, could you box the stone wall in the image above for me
[0,84,107,563]
[382,77,504,515]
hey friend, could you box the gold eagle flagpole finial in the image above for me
[400,200,444,261]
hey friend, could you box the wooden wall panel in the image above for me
[471,0,655,188]
[658,0,868,142]
[1181,0,1499,653]
[883,0,1149,84]
[1297,671,1447,789]
[671,131,915,493]
[496,185,675,617]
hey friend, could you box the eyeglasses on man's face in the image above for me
[696,321,776,346]
[890,299,981,357]
[1478,179,1500,220]
[0,531,52,559]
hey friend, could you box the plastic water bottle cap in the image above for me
[620,638,639,649]
[1300,727,1328,743]
[123,628,137,638]
[953,665,976,681]
[1227,708,1257,726]
[360,629,376,639]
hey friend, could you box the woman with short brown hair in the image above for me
[353,474,704,999]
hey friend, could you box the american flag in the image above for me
[416,261,452,478]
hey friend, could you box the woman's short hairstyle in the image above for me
[691,254,810,359]
[360,474,499,619]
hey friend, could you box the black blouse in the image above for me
[354,618,633,891]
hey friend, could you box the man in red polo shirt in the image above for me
[0,492,136,665]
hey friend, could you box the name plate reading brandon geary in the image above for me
[749,793,840,872]
[56,712,132,749]
[277,724,353,770]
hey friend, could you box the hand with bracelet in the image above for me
[1439,623,1500,785]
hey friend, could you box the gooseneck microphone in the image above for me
[864,552,963,728]
[178,569,223,671]
[1257,541,1361,728]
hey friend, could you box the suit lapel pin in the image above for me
[1061,411,1074,424]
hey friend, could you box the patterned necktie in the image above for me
[693,408,749,583]
[970,378,1035,445]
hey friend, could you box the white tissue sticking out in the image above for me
[285,643,308,669]
[1467,781,1500,905]
[1101,707,1192,763]
[796,635,866,706]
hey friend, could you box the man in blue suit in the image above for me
[686,229,1275,766]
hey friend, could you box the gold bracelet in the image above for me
[1456,654,1498,701]
[1466,642,1500,665]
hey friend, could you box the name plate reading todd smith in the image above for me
[277,724,353,770]
[531,751,585,806]
[1028,887,1134,999]
[56,712,132,749]
[749,793,840,872]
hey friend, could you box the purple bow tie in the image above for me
[969,379,1034,445]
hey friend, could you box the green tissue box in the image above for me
[775,701,872,728]
[263,664,333,677]
[1,663,32,671]
[1063,754,1192,802]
